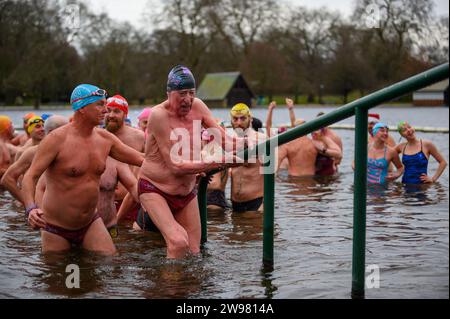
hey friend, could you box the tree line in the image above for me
[0,0,448,108]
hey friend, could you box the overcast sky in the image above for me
[80,0,449,29]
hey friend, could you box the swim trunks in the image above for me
[207,189,229,209]
[43,213,101,246]
[138,178,198,212]
[232,197,263,213]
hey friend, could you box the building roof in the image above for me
[416,79,449,92]
[196,72,241,100]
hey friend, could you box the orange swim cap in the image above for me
[0,115,13,136]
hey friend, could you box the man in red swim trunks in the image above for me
[22,84,144,255]
[139,65,245,259]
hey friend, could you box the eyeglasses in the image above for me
[72,89,107,104]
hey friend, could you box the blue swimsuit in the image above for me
[401,139,429,184]
[367,147,389,184]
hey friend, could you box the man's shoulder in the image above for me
[151,103,169,119]
[126,126,145,138]
[25,144,39,154]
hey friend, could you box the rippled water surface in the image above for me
[0,106,448,298]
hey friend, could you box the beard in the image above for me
[105,118,123,133]
[232,123,250,137]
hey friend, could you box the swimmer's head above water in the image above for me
[398,121,415,139]
[167,65,196,116]
[26,116,44,135]
[70,84,107,111]
[230,103,252,131]
[372,122,389,140]
[167,65,196,92]
[0,115,13,139]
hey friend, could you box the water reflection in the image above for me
[260,263,277,299]
[38,251,106,297]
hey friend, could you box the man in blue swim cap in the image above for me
[136,65,247,258]
[21,84,144,255]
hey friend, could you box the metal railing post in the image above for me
[263,140,275,265]
[198,176,209,245]
[351,107,368,299]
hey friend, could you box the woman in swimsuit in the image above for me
[353,123,404,184]
[395,121,447,184]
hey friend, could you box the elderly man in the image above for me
[1,115,68,205]
[22,84,144,255]
[229,103,266,213]
[138,65,244,259]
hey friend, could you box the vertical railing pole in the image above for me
[263,140,275,266]
[351,107,368,299]
[198,176,209,245]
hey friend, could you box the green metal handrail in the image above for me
[198,62,449,298]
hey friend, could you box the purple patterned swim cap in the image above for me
[167,65,196,92]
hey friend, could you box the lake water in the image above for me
[0,105,448,298]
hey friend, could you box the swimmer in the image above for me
[138,65,244,258]
[363,123,404,184]
[14,116,45,161]
[137,107,152,133]
[104,95,145,222]
[0,116,17,177]
[395,121,447,184]
[229,103,266,213]
[22,84,144,255]
[1,115,68,205]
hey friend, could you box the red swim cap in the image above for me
[106,95,129,115]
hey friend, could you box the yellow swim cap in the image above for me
[230,103,251,117]
[0,115,13,135]
[27,116,44,134]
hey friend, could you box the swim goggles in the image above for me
[71,89,108,104]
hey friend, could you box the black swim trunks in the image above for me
[232,197,263,213]
[136,207,160,233]
[207,189,229,209]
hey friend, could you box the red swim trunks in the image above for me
[138,178,197,213]
[43,213,101,246]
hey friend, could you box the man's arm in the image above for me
[286,98,296,128]
[116,161,139,202]
[151,106,229,175]
[266,101,276,138]
[104,130,144,167]
[320,136,342,160]
[22,134,60,209]
[0,146,36,205]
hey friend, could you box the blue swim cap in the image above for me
[41,113,53,121]
[167,65,196,92]
[372,122,388,137]
[70,84,107,111]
